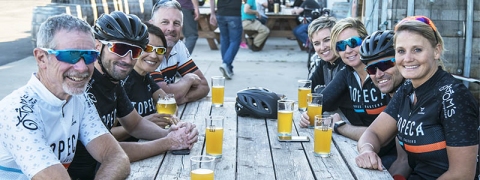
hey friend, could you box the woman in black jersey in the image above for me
[116,22,177,141]
[300,17,396,169]
[356,16,479,180]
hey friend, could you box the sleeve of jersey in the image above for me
[147,74,161,92]
[322,68,348,111]
[79,94,110,146]
[117,85,135,118]
[440,83,479,147]
[150,71,164,83]
[309,62,325,91]
[0,103,60,179]
[177,59,199,77]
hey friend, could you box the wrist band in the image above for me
[360,143,374,151]
[392,174,406,180]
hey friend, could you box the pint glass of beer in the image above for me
[205,116,224,158]
[156,94,177,115]
[307,93,323,128]
[314,114,333,157]
[190,155,215,180]
[297,80,312,111]
[211,76,225,107]
[277,99,295,138]
[274,3,279,13]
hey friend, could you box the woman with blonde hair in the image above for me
[300,17,397,168]
[355,16,479,180]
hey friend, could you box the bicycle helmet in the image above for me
[93,11,148,48]
[235,87,281,119]
[360,30,395,64]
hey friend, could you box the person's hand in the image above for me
[144,113,173,128]
[165,127,192,150]
[355,150,384,171]
[175,122,199,145]
[194,9,200,21]
[209,14,217,26]
[298,112,310,128]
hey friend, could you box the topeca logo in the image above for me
[418,107,425,115]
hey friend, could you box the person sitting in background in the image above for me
[0,14,129,179]
[291,0,321,47]
[118,22,175,142]
[242,0,270,52]
[150,0,210,104]
[68,11,198,179]
[355,16,479,180]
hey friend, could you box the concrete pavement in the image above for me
[0,37,310,100]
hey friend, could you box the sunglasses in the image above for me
[336,36,363,52]
[145,44,167,55]
[365,58,396,75]
[396,16,438,44]
[152,0,182,14]
[40,48,99,64]
[100,40,143,59]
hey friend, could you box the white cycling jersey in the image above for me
[0,74,109,179]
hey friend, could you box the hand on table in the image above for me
[355,150,384,171]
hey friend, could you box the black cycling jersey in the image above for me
[321,65,395,163]
[120,70,161,142]
[68,68,136,179]
[310,58,360,128]
[385,67,479,179]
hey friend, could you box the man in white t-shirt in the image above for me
[150,0,210,105]
[0,14,129,179]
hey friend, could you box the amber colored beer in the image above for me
[156,99,177,115]
[277,110,293,137]
[314,127,332,157]
[211,85,224,107]
[307,104,322,127]
[297,87,311,111]
[190,168,214,180]
[206,127,224,158]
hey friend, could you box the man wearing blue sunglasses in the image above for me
[68,11,199,179]
[0,14,130,179]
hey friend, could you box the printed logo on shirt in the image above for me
[131,98,155,116]
[349,86,388,114]
[50,134,76,160]
[397,115,424,138]
[418,107,425,115]
[439,84,456,118]
[15,95,39,130]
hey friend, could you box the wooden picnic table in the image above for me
[127,97,393,179]
[197,7,219,50]
[265,8,304,50]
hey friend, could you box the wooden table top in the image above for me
[127,98,393,180]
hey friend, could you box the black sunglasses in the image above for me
[152,0,182,15]
[364,58,396,75]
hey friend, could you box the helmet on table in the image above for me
[93,11,148,48]
[235,87,282,119]
[360,30,395,64]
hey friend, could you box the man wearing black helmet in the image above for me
[150,0,210,105]
[68,11,199,179]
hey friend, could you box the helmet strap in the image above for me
[98,44,120,83]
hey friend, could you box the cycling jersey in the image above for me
[150,41,199,84]
[120,70,161,142]
[310,58,360,127]
[68,68,135,179]
[385,68,479,179]
[0,74,108,179]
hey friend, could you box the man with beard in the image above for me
[150,0,210,105]
[0,14,130,179]
[67,11,199,179]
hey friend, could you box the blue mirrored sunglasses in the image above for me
[336,36,363,52]
[40,48,99,64]
[364,58,396,75]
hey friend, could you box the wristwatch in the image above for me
[334,121,346,135]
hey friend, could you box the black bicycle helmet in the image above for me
[93,11,148,48]
[360,30,395,64]
[235,87,281,119]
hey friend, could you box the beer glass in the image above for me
[211,76,225,107]
[156,94,177,115]
[314,114,333,157]
[297,80,312,111]
[277,99,294,139]
[190,155,215,180]
[205,116,224,158]
[306,93,323,128]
